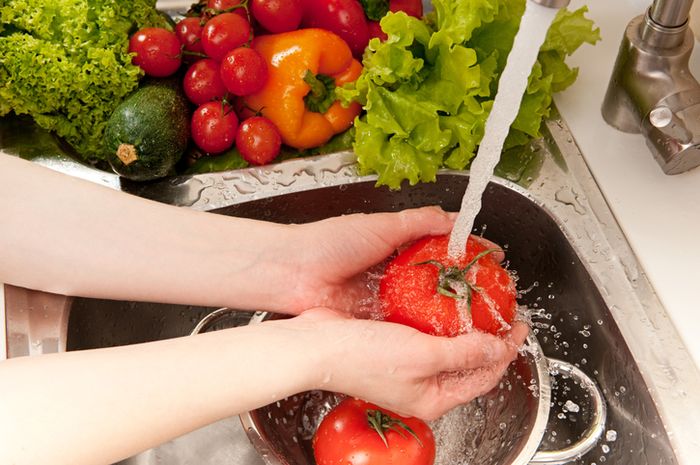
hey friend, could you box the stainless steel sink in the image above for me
[3,112,700,464]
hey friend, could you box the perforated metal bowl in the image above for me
[218,311,607,465]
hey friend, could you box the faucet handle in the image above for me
[642,90,700,174]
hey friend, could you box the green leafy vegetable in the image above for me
[186,148,249,174]
[359,0,391,21]
[0,0,168,161]
[341,1,600,189]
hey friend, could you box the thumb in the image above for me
[353,206,455,250]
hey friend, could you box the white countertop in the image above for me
[555,0,700,367]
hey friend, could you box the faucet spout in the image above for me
[650,0,693,28]
[602,0,700,175]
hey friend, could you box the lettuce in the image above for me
[341,0,600,189]
[0,0,167,161]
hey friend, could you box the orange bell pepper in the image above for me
[243,28,363,150]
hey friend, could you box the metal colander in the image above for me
[194,309,606,465]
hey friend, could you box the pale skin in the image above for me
[0,155,529,465]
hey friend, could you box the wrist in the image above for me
[211,218,303,313]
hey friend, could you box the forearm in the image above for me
[0,156,299,312]
[0,321,321,465]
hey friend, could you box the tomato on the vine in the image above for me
[390,0,423,17]
[367,21,387,42]
[379,234,517,336]
[183,59,228,105]
[251,0,303,33]
[129,27,182,77]
[313,398,435,465]
[175,16,205,55]
[220,47,268,96]
[201,12,252,61]
[207,0,249,18]
[235,116,281,165]
[301,0,370,57]
[191,101,239,154]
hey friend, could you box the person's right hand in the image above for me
[268,308,530,421]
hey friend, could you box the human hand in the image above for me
[285,206,487,315]
[273,308,529,421]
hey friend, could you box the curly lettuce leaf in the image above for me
[345,0,599,189]
[0,0,167,161]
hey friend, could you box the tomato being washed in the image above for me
[379,234,517,336]
[313,398,435,465]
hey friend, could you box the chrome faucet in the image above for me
[602,0,700,174]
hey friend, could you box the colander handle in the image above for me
[190,307,235,336]
[529,358,607,465]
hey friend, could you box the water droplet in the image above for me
[563,400,580,413]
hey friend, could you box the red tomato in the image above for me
[236,116,281,165]
[128,28,182,77]
[207,0,248,16]
[367,21,387,42]
[390,0,423,17]
[313,398,435,465]
[379,234,517,336]
[207,0,238,9]
[201,13,252,61]
[220,47,268,96]
[191,101,239,154]
[183,59,227,105]
[301,0,370,57]
[251,0,303,33]
[175,17,205,54]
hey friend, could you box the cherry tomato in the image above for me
[128,27,182,77]
[207,0,245,13]
[313,398,435,465]
[235,116,281,165]
[220,47,268,96]
[175,17,205,55]
[251,0,303,33]
[201,13,252,61]
[183,59,227,105]
[191,101,239,153]
[367,21,387,42]
[379,235,517,336]
[390,0,423,17]
[301,0,370,57]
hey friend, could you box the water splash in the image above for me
[448,1,559,258]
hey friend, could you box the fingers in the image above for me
[430,332,512,373]
[469,235,506,263]
[345,206,455,250]
[396,206,457,239]
[416,325,530,419]
[505,321,530,349]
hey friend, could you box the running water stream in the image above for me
[437,4,567,463]
[447,1,560,259]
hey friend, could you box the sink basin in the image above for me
[3,113,700,464]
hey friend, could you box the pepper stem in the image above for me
[303,70,337,114]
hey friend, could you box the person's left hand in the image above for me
[283,206,458,315]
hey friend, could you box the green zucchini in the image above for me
[104,80,190,181]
